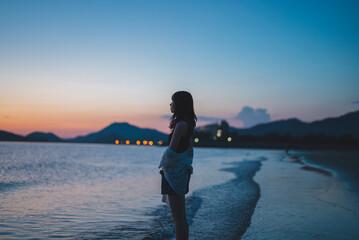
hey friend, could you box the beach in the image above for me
[242,151,359,240]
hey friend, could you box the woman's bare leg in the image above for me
[168,194,188,240]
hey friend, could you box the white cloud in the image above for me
[235,106,271,128]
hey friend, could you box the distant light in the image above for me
[149,141,153,146]
[136,140,141,145]
[143,140,148,145]
[194,138,199,143]
[125,140,130,145]
[115,140,119,144]
[227,137,232,142]
[158,140,163,145]
[216,132,222,137]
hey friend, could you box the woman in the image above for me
[158,91,197,240]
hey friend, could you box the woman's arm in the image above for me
[169,121,188,152]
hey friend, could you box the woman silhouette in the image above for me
[159,91,197,240]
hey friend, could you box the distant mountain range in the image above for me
[0,122,168,144]
[1,110,358,144]
[64,122,168,143]
[197,110,359,139]
[233,110,359,138]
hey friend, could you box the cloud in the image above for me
[235,106,271,128]
[161,115,222,122]
[352,101,359,104]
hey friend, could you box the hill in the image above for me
[26,132,63,142]
[65,122,168,143]
[232,110,359,138]
[0,130,26,141]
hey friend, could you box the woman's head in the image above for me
[169,91,197,131]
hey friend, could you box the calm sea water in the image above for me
[0,142,262,239]
[0,142,357,239]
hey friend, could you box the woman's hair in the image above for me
[169,91,197,133]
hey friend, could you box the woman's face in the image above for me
[170,101,175,113]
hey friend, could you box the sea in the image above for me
[0,142,358,239]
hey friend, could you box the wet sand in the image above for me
[283,154,333,177]
[242,153,359,240]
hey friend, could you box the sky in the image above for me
[0,0,358,138]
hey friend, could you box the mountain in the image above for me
[307,111,359,137]
[66,122,168,143]
[233,118,308,137]
[0,122,168,144]
[0,130,26,141]
[231,110,359,138]
[1,111,357,144]
[26,132,63,142]
[0,130,64,142]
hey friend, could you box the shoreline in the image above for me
[194,142,359,150]
[242,151,359,240]
[283,154,333,177]
[185,159,264,239]
[297,150,359,198]
[1,140,359,150]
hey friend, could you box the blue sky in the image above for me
[0,0,358,137]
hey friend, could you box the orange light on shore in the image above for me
[149,141,153,146]
[158,140,163,145]
[136,140,141,145]
[115,140,119,144]
[125,140,130,145]
[143,140,148,145]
